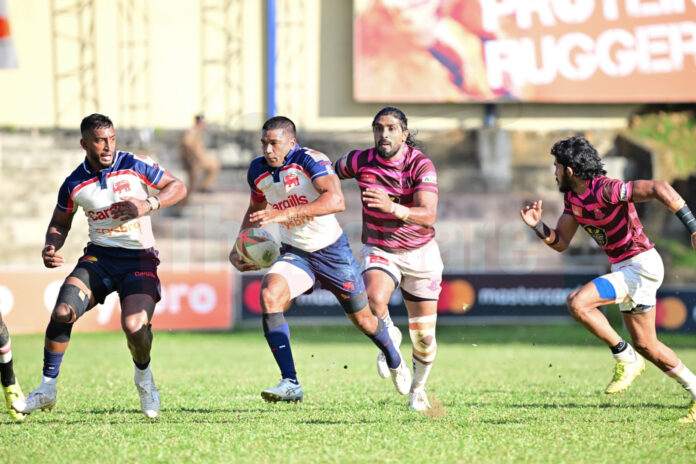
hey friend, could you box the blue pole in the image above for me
[267,0,276,118]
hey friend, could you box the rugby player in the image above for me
[334,107,442,411]
[12,113,186,419]
[521,135,696,422]
[1,315,24,421]
[229,116,411,403]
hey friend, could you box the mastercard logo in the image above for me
[655,296,688,330]
[437,279,476,314]
[243,279,263,314]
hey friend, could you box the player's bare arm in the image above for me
[111,171,187,221]
[249,174,345,227]
[363,188,437,226]
[230,198,267,272]
[632,179,696,250]
[520,200,579,251]
[42,207,75,268]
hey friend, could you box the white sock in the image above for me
[41,376,58,387]
[612,343,637,363]
[666,361,696,401]
[380,312,394,329]
[0,342,12,363]
[134,365,151,383]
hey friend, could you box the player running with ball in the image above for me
[229,116,410,403]
[521,135,696,422]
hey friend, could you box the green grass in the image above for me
[2,324,696,463]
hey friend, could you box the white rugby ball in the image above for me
[234,228,280,268]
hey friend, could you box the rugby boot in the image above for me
[377,326,403,379]
[12,383,57,414]
[678,401,696,423]
[261,378,303,403]
[135,368,160,419]
[3,383,25,420]
[605,354,645,394]
[409,388,431,411]
[389,359,411,395]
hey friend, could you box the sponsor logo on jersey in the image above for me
[572,204,583,217]
[369,255,389,265]
[360,173,376,183]
[113,180,130,194]
[583,225,608,246]
[283,173,300,189]
[271,194,309,210]
[422,175,437,184]
[88,205,117,221]
[134,271,157,279]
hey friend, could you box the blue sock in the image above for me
[367,318,401,369]
[43,349,64,378]
[264,322,297,382]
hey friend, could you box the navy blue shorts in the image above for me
[278,233,366,301]
[70,243,161,304]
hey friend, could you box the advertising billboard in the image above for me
[0,266,234,334]
[354,0,696,102]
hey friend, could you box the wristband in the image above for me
[531,221,551,240]
[391,202,410,221]
[676,205,696,234]
[146,196,161,212]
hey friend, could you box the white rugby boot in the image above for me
[261,378,303,403]
[409,388,431,411]
[377,326,403,379]
[389,359,411,395]
[12,383,57,414]
[135,368,160,419]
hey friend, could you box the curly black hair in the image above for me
[550,136,606,180]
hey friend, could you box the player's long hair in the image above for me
[80,113,113,135]
[550,136,607,180]
[262,116,296,137]
[372,106,420,149]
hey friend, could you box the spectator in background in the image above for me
[180,114,221,193]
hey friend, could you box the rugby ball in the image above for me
[234,228,280,268]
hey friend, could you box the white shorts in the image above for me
[360,239,443,300]
[600,248,664,313]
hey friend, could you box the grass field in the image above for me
[2,324,695,463]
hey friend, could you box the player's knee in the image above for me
[410,328,437,353]
[122,315,148,337]
[55,283,90,322]
[52,303,76,324]
[260,286,286,313]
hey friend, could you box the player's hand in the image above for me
[111,196,148,220]
[249,208,288,227]
[229,249,260,272]
[42,245,65,268]
[691,232,696,252]
[520,200,543,227]
[362,188,393,213]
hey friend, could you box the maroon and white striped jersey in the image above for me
[334,145,438,253]
[563,176,653,264]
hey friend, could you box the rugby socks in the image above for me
[380,312,395,330]
[0,339,16,387]
[134,359,152,384]
[263,313,297,382]
[366,317,401,369]
[410,315,438,391]
[610,339,637,363]
[42,348,64,382]
[665,361,696,400]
